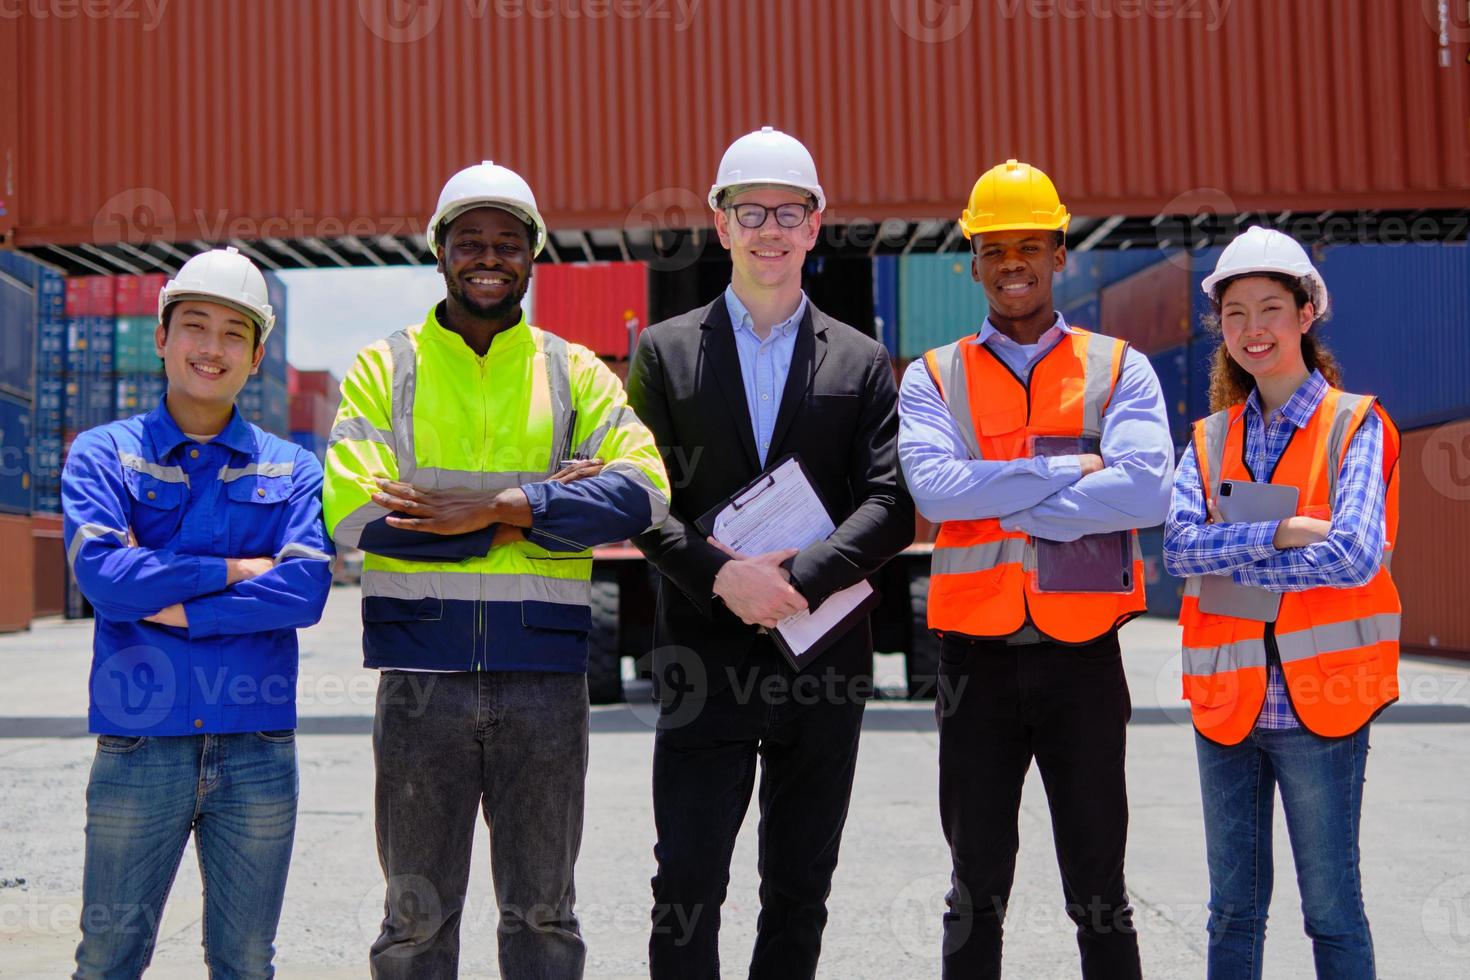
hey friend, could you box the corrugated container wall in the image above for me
[872,256,899,358]
[0,265,36,399]
[898,254,987,359]
[0,394,32,515]
[31,513,64,618]
[1314,244,1470,431]
[7,2,1467,247]
[0,515,35,632]
[1100,258,1193,355]
[1395,420,1470,655]
[532,262,648,359]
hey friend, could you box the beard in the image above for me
[446,267,532,320]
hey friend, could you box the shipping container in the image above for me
[872,255,899,358]
[1149,344,1193,445]
[31,513,65,619]
[289,391,337,438]
[288,368,340,403]
[1101,258,1194,355]
[114,316,159,373]
[239,374,290,437]
[37,316,65,377]
[114,373,167,417]
[113,274,167,316]
[64,276,114,316]
[263,272,289,381]
[1395,419,1470,656]
[0,514,35,633]
[1096,249,1170,289]
[898,254,987,359]
[532,262,648,358]
[290,430,326,463]
[1138,526,1183,621]
[63,374,116,433]
[1059,296,1101,333]
[0,263,36,398]
[1314,244,1470,431]
[1053,251,1101,313]
[0,394,32,515]
[10,3,1466,247]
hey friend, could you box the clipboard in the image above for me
[1029,436,1135,594]
[696,454,881,670]
[1196,480,1299,622]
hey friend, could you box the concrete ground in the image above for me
[1,585,1467,979]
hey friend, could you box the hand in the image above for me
[373,479,506,535]
[1077,453,1105,477]
[550,459,605,483]
[1207,499,1224,525]
[225,557,275,585]
[143,603,188,628]
[708,539,807,628]
[1273,516,1331,549]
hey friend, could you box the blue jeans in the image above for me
[73,731,299,980]
[1195,725,1375,980]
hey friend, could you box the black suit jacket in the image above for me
[628,296,914,701]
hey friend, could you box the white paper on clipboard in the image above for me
[709,456,875,658]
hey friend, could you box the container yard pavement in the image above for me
[2,587,1468,979]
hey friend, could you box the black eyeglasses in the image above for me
[728,202,813,229]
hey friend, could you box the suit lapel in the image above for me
[699,299,761,472]
[768,304,828,458]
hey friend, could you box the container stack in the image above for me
[531,261,648,362]
[0,254,41,631]
[288,367,340,462]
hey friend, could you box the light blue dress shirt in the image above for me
[725,286,807,468]
[897,312,1175,541]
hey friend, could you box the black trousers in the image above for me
[648,640,867,980]
[937,631,1142,980]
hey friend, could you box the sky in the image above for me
[275,265,533,380]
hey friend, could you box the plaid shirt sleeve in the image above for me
[1232,411,1386,592]
[1161,440,1281,578]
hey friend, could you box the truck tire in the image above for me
[587,573,624,705]
[906,571,941,700]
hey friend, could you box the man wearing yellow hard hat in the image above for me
[896,161,1174,978]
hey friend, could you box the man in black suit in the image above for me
[628,126,914,980]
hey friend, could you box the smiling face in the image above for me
[1217,274,1315,383]
[438,205,533,320]
[155,300,262,411]
[714,186,821,294]
[971,229,1065,327]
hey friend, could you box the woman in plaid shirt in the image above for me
[1164,228,1396,980]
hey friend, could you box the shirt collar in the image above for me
[973,310,1072,350]
[1245,369,1328,429]
[724,286,807,341]
[145,393,257,457]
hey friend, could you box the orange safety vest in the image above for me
[1178,388,1401,745]
[922,328,1146,644]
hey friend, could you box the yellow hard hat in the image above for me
[959,159,1070,239]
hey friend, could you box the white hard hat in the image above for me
[1201,226,1329,318]
[708,126,826,213]
[158,246,277,343]
[427,161,547,258]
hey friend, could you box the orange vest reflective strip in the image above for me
[1179,388,1401,745]
[923,328,1147,644]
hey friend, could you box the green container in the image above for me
[113,316,158,373]
[897,254,989,360]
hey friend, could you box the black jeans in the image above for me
[369,670,589,980]
[937,631,1141,980]
[649,640,867,980]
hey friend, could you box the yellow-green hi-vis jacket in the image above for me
[323,307,670,671]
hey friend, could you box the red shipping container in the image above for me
[1395,419,1470,657]
[113,274,167,316]
[0,514,35,632]
[532,262,648,359]
[289,368,339,402]
[288,390,338,436]
[31,513,64,618]
[65,276,115,316]
[1100,260,1192,356]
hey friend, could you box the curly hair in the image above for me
[1201,272,1341,413]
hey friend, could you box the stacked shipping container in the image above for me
[288,368,340,463]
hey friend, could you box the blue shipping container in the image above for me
[290,430,325,463]
[872,256,899,358]
[38,317,65,377]
[1097,248,1170,288]
[897,254,988,360]
[1138,526,1184,620]
[1054,250,1102,312]
[1149,344,1193,444]
[0,266,36,399]
[0,394,32,514]
[0,250,65,319]
[1060,296,1101,333]
[1314,243,1470,431]
[262,272,289,382]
